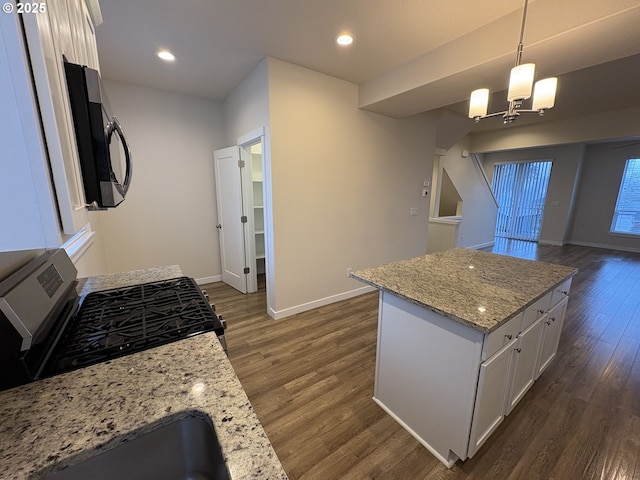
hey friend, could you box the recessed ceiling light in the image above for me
[336,34,354,46]
[156,50,176,62]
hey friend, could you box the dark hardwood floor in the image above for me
[202,242,640,479]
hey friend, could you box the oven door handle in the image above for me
[105,116,133,197]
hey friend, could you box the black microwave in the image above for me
[64,60,132,209]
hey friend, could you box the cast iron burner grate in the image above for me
[46,277,222,374]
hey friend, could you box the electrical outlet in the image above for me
[347,268,353,277]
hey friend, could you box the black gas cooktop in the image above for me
[46,277,223,375]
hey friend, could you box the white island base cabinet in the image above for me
[373,284,570,467]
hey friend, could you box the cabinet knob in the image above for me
[561,290,569,296]
[551,317,556,322]
[216,224,222,229]
[515,347,522,353]
[505,334,513,340]
[538,309,546,315]
[545,320,552,325]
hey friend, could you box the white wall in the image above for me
[483,144,584,245]
[568,141,640,252]
[436,141,497,249]
[267,58,436,318]
[91,80,226,279]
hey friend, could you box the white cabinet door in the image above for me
[535,297,568,379]
[505,318,544,415]
[22,4,89,236]
[468,340,514,458]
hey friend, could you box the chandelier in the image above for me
[468,0,557,124]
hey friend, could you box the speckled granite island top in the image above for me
[351,248,577,333]
[0,266,287,480]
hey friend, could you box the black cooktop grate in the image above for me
[46,277,222,374]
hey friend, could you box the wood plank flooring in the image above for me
[201,242,640,479]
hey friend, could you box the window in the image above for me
[492,160,552,241]
[611,158,640,236]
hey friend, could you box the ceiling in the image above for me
[95,0,640,133]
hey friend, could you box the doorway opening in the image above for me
[492,160,552,242]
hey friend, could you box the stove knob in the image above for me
[209,303,216,312]
[201,290,209,301]
[220,318,227,330]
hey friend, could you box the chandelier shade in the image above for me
[507,63,535,102]
[532,77,558,111]
[469,88,490,118]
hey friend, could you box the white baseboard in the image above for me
[538,239,565,246]
[271,285,376,320]
[567,240,640,254]
[372,396,458,468]
[467,240,495,250]
[194,275,222,285]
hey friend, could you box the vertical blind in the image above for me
[492,161,553,241]
[611,158,640,235]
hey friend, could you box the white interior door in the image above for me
[214,146,247,293]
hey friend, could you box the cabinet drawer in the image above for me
[482,312,523,361]
[521,292,552,331]
[551,277,572,307]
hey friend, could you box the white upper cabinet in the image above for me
[0,0,102,252]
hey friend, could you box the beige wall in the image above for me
[569,141,640,252]
[470,105,640,154]
[89,80,226,279]
[267,58,436,317]
[436,141,497,249]
[222,58,275,311]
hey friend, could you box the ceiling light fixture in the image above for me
[156,50,176,62]
[469,0,557,125]
[336,33,354,46]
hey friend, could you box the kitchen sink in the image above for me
[44,413,231,480]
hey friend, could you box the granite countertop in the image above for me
[350,248,577,333]
[0,266,287,480]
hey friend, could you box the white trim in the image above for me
[429,216,461,225]
[194,275,223,285]
[271,285,376,320]
[567,240,640,254]
[608,231,640,239]
[372,396,459,468]
[467,241,496,250]
[237,126,265,147]
[538,239,565,246]
[62,227,95,263]
[85,0,103,26]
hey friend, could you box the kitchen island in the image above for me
[351,248,577,468]
[0,266,287,480]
